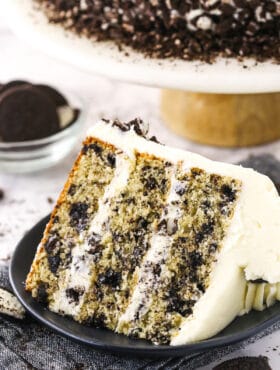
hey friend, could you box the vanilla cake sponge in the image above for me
[26,119,280,345]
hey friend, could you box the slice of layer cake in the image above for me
[26,119,280,345]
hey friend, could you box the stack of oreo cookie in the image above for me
[0,81,79,142]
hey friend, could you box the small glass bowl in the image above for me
[0,92,86,173]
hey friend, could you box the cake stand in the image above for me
[3,0,280,147]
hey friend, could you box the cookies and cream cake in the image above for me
[26,119,280,345]
[35,0,280,62]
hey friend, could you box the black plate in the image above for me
[10,215,280,357]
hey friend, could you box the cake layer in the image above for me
[36,0,280,62]
[26,138,117,308]
[78,152,173,328]
[26,119,280,345]
[117,165,241,344]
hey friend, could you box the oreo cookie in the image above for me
[0,84,60,142]
[36,84,68,107]
[0,80,30,93]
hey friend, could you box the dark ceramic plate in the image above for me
[10,215,280,357]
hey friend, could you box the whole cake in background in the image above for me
[26,119,280,345]
[35,0,280,62]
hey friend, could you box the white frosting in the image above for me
[57,105,75,129]
[196,16,212,31]
[118,166,181,326]
[89,152,134,235]
[79,0,88,11]
[118,234,171,325]
[87,120,280,344]
[0,288,25,319]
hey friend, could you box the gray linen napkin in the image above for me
[1,154,280,370]
[0,265,279,370]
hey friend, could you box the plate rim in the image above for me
[9,214,280,357]
[3,0,280,94]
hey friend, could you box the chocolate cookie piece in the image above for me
[0,80,30,94]
[214,356,272,370]
[36,84,68,107]
[0,85,59,142]
[72,108,80,124]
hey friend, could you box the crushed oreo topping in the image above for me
[111,118,148,136]
[36,1,280,62]
[249,278,269,284]
[103,118,161,143]
[150,136,161,144]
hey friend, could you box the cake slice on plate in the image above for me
[26,119,280,345]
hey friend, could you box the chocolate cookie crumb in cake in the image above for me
[26,119,280,345]
[36,0,280,62]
